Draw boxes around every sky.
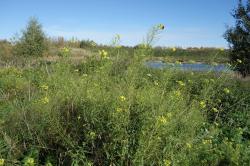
[0,0,239,48]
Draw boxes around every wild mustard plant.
[58,46,71,57]
[0,159,4,166]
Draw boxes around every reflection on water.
[146,61,231,72]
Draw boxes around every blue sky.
[0,0,238,47]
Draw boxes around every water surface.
[146,60,231,72]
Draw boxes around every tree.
[224,0,250,77]
[14,17,48,57]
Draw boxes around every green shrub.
[0,40,13,61]
[13,17,48,57]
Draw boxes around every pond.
[146,60,232,72]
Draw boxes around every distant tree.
[0,40,13,60]
[14,17,48,57]
[224,0,250,77]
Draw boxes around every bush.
[0,40,13,61]
[14,17,48,57]
[79,40,96,49]
[224,0,250,77]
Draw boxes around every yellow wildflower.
[175,61,182,65]
[25,157,35,166]
[212,108,219,113]
[89,132,96,139]
[0,159,4,166]
[202,139,212,145]
[158,116,167,124]
[119,95,126,102]
[220,48,224,51]
[223,88,230,94]
[40,85,48,91]
[200,101,206,109]
[174,90,181,97]
[177,80,185,86]
[186,143,192,149]
[99,50,108,59]
[74,69,79,72]
[62,47,69,53]
[172,47,176,52]
[163,159,171,166]
[116,108,123,112]
[41,96,49,104]
[147,73,152,77]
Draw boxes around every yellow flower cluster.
[186,143,192,149]
[41,96,49,104]
[175,61,182,65]
[174,90,181,97]
[62,47,70,53]
[99,50,108,59]
[163,159,171,166]
[200,101,206,109]
[172,47,176,52]
[177,80,185,87]
[89,131,96,139]
[40,85,48,91]
[158,116,167,124]
[202,139,212,145]
[0,159,4,166]
[223,88,230,94]
[119,95,126,102]
[25,157,35,166]
[116,108,122,112]
[212,107,219,113]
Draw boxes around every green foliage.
[0,24,249,165]
[14,17,48,57]
[0,53,249,165]
[224,0,250,77]
[0,40,13,61]
[79,40,97,49]
[58,47,71,57]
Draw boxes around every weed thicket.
[0,24,249,165]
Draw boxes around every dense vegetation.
[0,43,249,165]
[0,14,250,165]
